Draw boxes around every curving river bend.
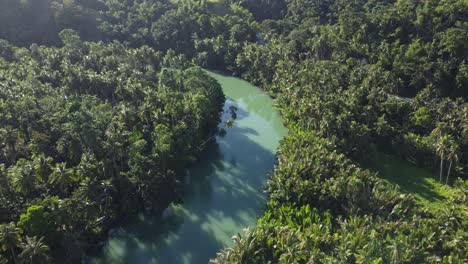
[92,71,287,263]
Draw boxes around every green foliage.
[370,153,456,210]
[0,0,467,262]
[211,0,468,262]
[0,0,102,46]
[0,32,224,261]
[0,222,22,263]
[17,206,56,245]
[18,236,50,264]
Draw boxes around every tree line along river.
[90,71,288,263]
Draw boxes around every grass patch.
[370,153,457,211]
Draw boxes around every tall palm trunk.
[439,159,443,182]
[10,247,17,264]
[446,160,452,185]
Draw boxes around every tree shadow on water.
[224,99,250,122]
[92,110,279,264]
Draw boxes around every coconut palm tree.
[446,142,459,185]
[0,126,17,153]
[10,160,36,198]
[460,108,468,139]
[435,135,450,183]
[31,155,52,183]
[49,162,76,196]
[18,236,50,264]
[0,222,22,264]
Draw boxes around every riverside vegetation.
[0,0,466,263]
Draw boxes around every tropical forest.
[0,0,466,263]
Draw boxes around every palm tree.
[105,123,126,172]
[461,108,468,139]
[435,135,450,183]
[390,241,399,264]
[430,123,450,166]
[32,155,52,183]
[446,142,459,185]
[49,163,76,196]
[0,222,22,264]
[0,126,17,152]
[10,160,36,198]
[18,236,50,264]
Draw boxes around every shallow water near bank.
[90,71,287,263]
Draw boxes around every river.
[91,70,287,263]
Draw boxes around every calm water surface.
[92,71,287,264]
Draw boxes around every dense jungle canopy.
[0,0,466,263]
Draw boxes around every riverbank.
[91,71,287,263]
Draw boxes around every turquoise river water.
[91,71,287,263]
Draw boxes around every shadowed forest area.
[0,0,467,263]
[369,153,456,210]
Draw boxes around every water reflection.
[92,71,287,264]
